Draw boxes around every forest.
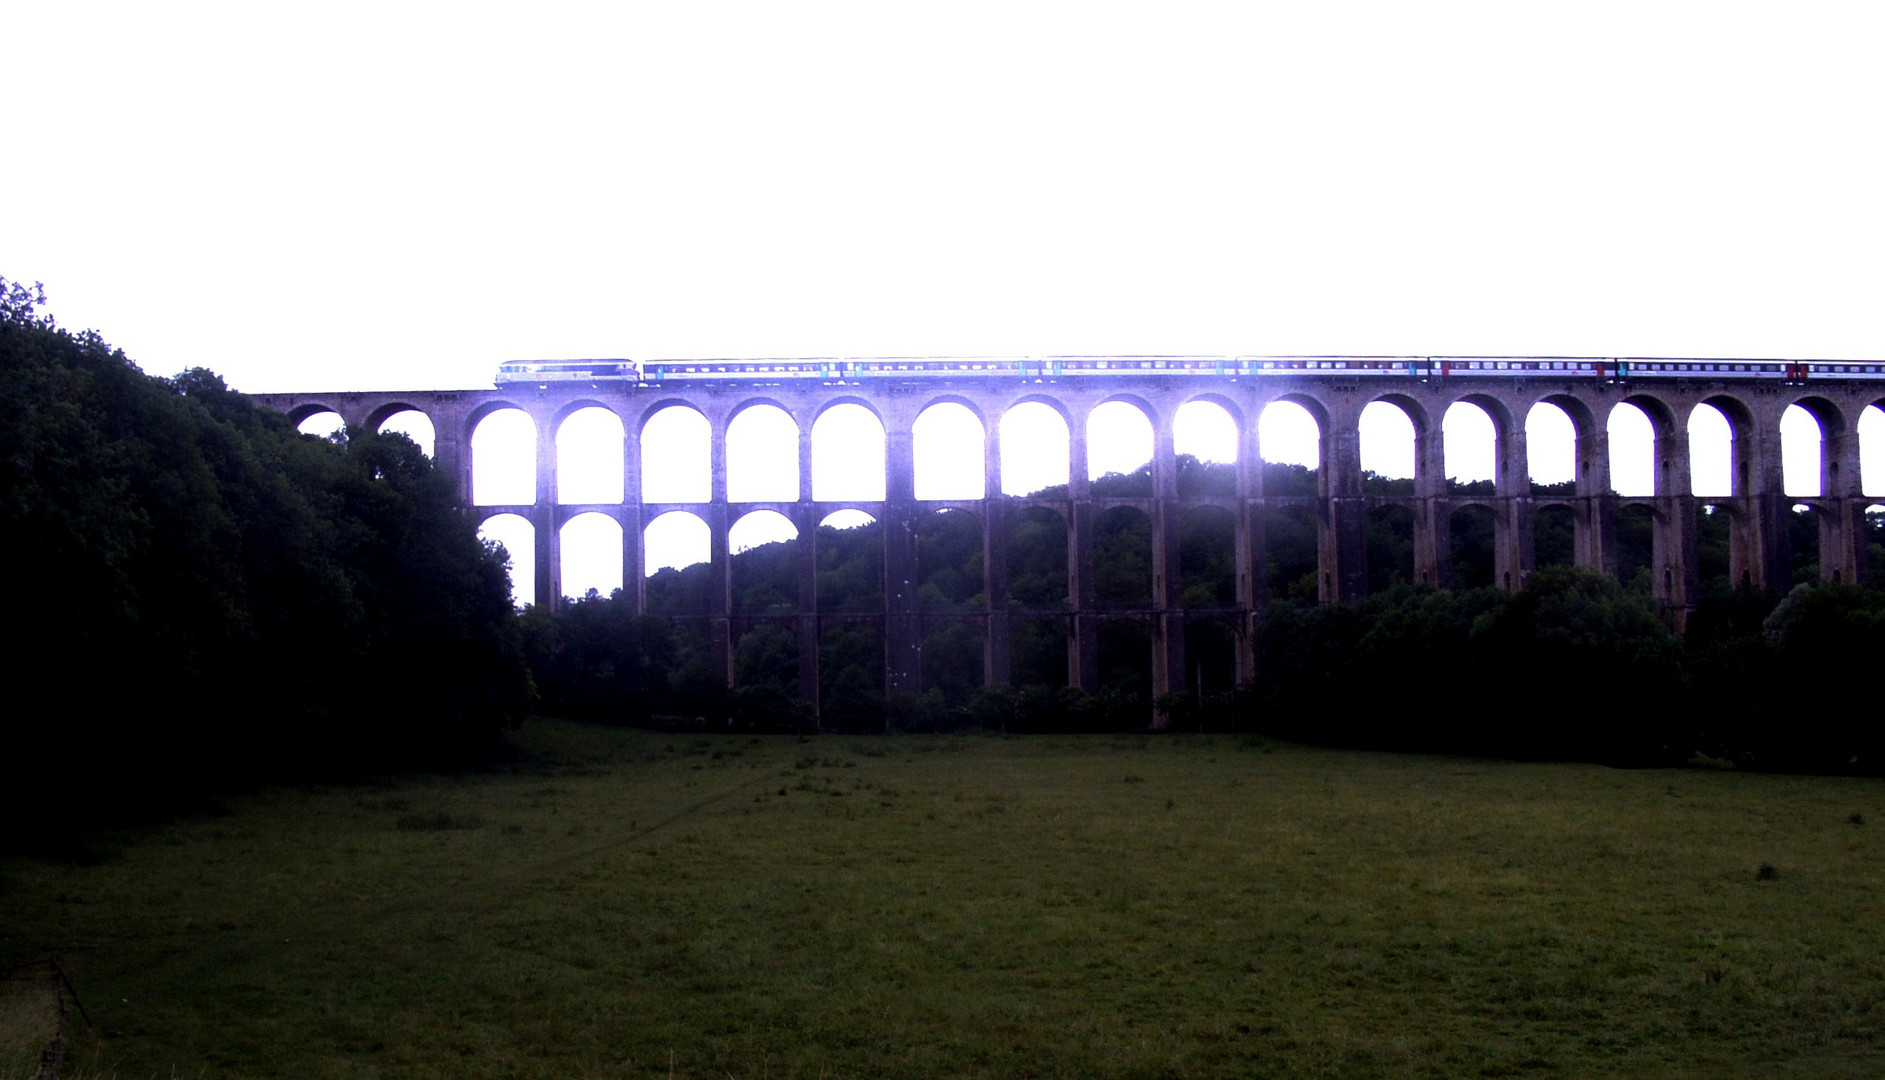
[0,279,529,844]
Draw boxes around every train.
[494,355,1885,386]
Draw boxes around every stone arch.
[1442,396,1504,492]
[644,510,712,614]
[295,408,346,441]
[470,406,535,505]
[477,512,535,608]
[1616,502,1660,593]
[727,402,800,502]
[1366,503,1418,590]
[1177,504,1237,606]
[1536,392,1603,494]
[916,507,984,610]
[1533,503,1577,572]
[560,511,625,600]
[1448,504,1497,589]
[1174,397,1241,496]
[373,409,436,458]
[1087,398,1155,482]
[812,402,887,501]
[1359,397,1422,486]
[1005,505,1069,609]
[1258,395,1327,496]
[1788,500,1825,584]
[1523,400,1576,492]
[1182,615,1241,699]
[1093,505,1153,607]
[816,509,883,612]
[1696,392,1756,497]
[1861,403,1885,497]
[286,401,345,427]
[1263,502,1321,605]
[1784,394,1848,499]
[641,403,710,503]
[1612,394,1677,496]
[555,405,625,504]
[999,399,1072,496]
[730,510,800,615]
[913,401,986,500]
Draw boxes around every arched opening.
[1617,504,1658,594]
[1448,505,1496,589]
[296,409,346,442]
[1174,399,1238,496]
[1182,618,1239,701]
[1005,506,1069,609]
[556,406,624,504]
[1365,504,1417,591]
[917,508,983,610]
[732,625,801,711]
[1263,504,1320,605]
[913,402,985,500]
[1443,401,1496,494]
[375,409,435,458]
[817,509,882,612]
[642,405,710,503]
[1359,400,1416,490]
[1096,620,1153,723]
[1000,401,1071,497]
[918,621,984,701]
[1789,504,1822,585]
[477,513,534,608]
[1010,618,1069,690]
[1780,403,1825,497]
[1525,401,1575,494]
[644,510,711,615]
[1862,406,1885,497]
[727,404,799,502]
[1534,504,1577,572]
[1178,506,1237,606]
[559,512,624,600]
[1866,505,1885,589]
[1258,399,1321,492]
[731,510,799,615]
[820,620,884,732]
[1093,506,1153,607]
[471,408,535,505]
[1695,503,1732,591]
[1607,403,1656,496]
[1088,400,1154,483]
[1688,403,1733,497]
[812,403,886,501]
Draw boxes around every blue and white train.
[495,355,1885,386]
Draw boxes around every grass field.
[4,720,1885,1079]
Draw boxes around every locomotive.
[494,355,1885,386]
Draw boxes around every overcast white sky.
[7,2,1883,598]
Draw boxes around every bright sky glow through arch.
[811,404,885,502]
[1087,401,1152,480]
[1257,402,1318,468]
[1608,404,1654,497]
[472,410,534,505]
[557,407,624,504]
[1442,403,1495,484]
[1525,403,1575,486]
[1690,405,1732,497]
[560,512,623,598]
[1358,402,1414,478]
[478,514,534,608]
[1780,404,1822,497]
[1000,402,1070,496]
[1173,401,1237,464]
[377,409,435,458]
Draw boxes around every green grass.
[5,720,1885,1078]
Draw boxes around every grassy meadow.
[4,720,1885,1079]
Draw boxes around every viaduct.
[254,367,1883,719]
